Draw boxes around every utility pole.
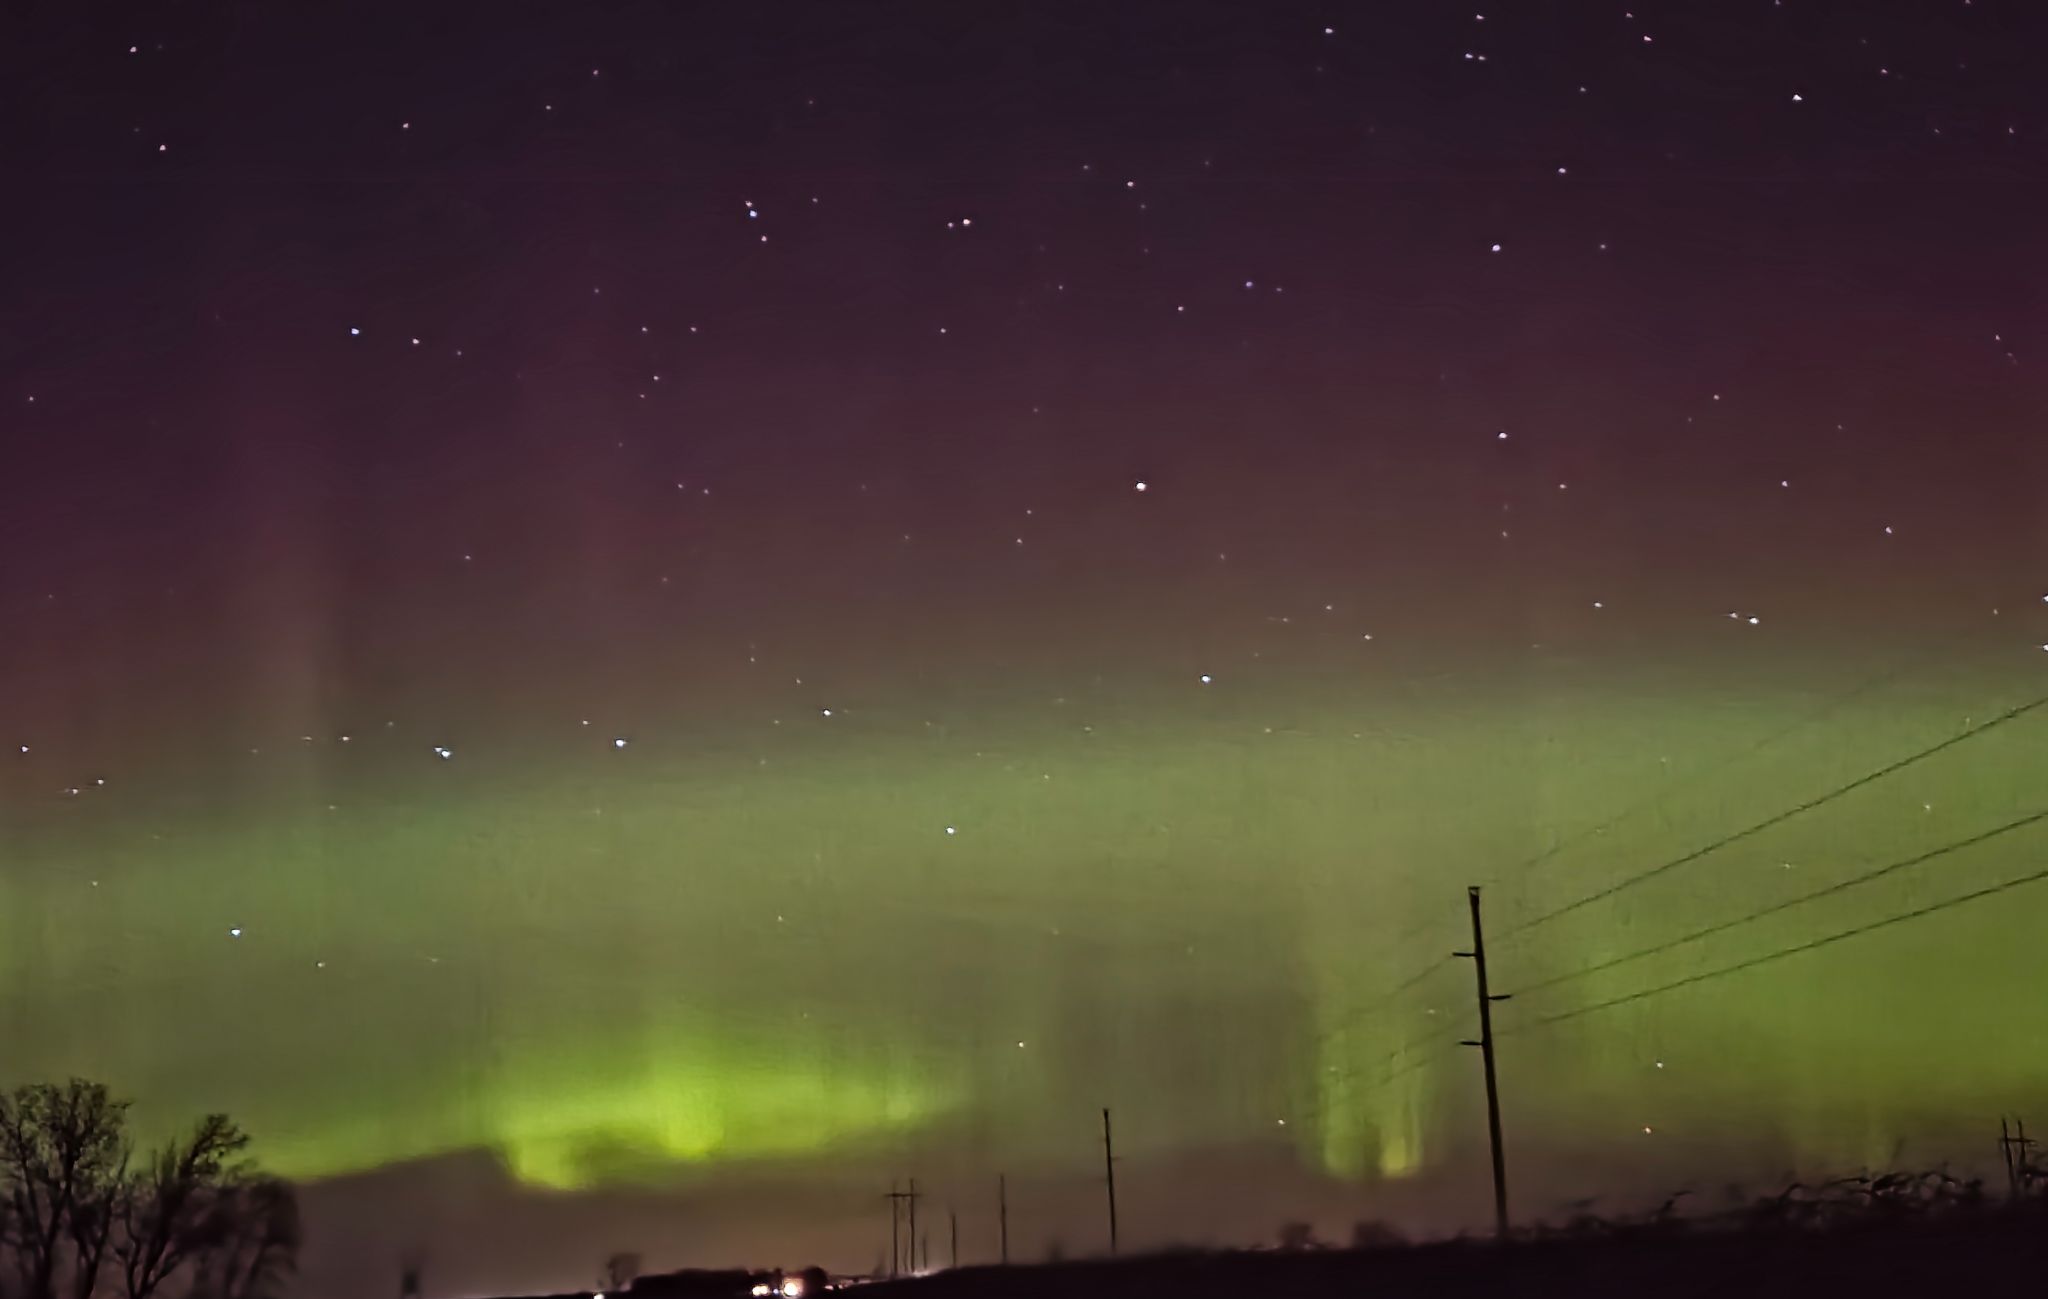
[998,1173,1010,1265]
[1101,1107,1120,1255]
[949,1209,959,1270]
[884,1182,910,1277]
[2001,1118,2016,1198]
[1455,884,1511,1240]
[2001,1117,2035,1199]
[907,1178,923,1273]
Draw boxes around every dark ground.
[848,1214,2048,1298]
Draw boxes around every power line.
[1511,647,1977,882]
[1368,645,2009,969]
[1503,862,2048,1034]
[1496,690,2048,944]
[1296,1027,1464,1116]
[1305,953,1463,1048]
[1510,808,2048,999]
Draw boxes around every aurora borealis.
[7,1,2048,1294]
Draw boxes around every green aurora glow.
[8,648,2047,1201]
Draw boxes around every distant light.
[1747,615,1760,625]
[1643,1125,1654,1134]
[1791,93,1803,103]
[1134,480,1148,492]
[1199,674,1212,684]
[432,746,453,760]
[782,1281,803,1298]
[820,708,833,717]
[944,826,956,836]
[1490,242,1502,253]
[1496,430,1508,440]
[228,928,242,938]
[348,327,360,336]
[751,1287,771,1298]
[612,737,628,749]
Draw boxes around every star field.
[5,1,2048,1294]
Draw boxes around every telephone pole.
[1455,885,1511,1239]
[998,1173,1009,1265]
[2001,1117,2035,1199]
[949,1208,959,1270]
[907,1178,923,1273]
[1101,1107,1120,1255]
[884,1182,910,1277]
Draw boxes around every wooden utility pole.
[1455,885,1512,1239]
[2001,1118,2016,1198]
[884,1182,910,1277]
[1101,1107,1120,1255]
[2001,1117,2035,1199]
[907,1178,923,1273]
[949,1209,959,1269]
[998,1173,1009,1264]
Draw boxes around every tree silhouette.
[0,1080,130,1299]
[187,1177,299,1299]
[115,1113,252,1299]
[601,1252,641,1292]
[0,1082,295,1299]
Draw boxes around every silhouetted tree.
[185,1177,298,1299]
[114,1113,251,1299]
[1276,1220,1320,1251]
[0,1088,294,1299]
[1348,1219,1404,1250]
[398,1249,426,1299]
[601,1252,641,1292]
[0,1080,131,1299]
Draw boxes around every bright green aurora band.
[7,645,2047,1223]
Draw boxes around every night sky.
[6,1,2048,1294]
